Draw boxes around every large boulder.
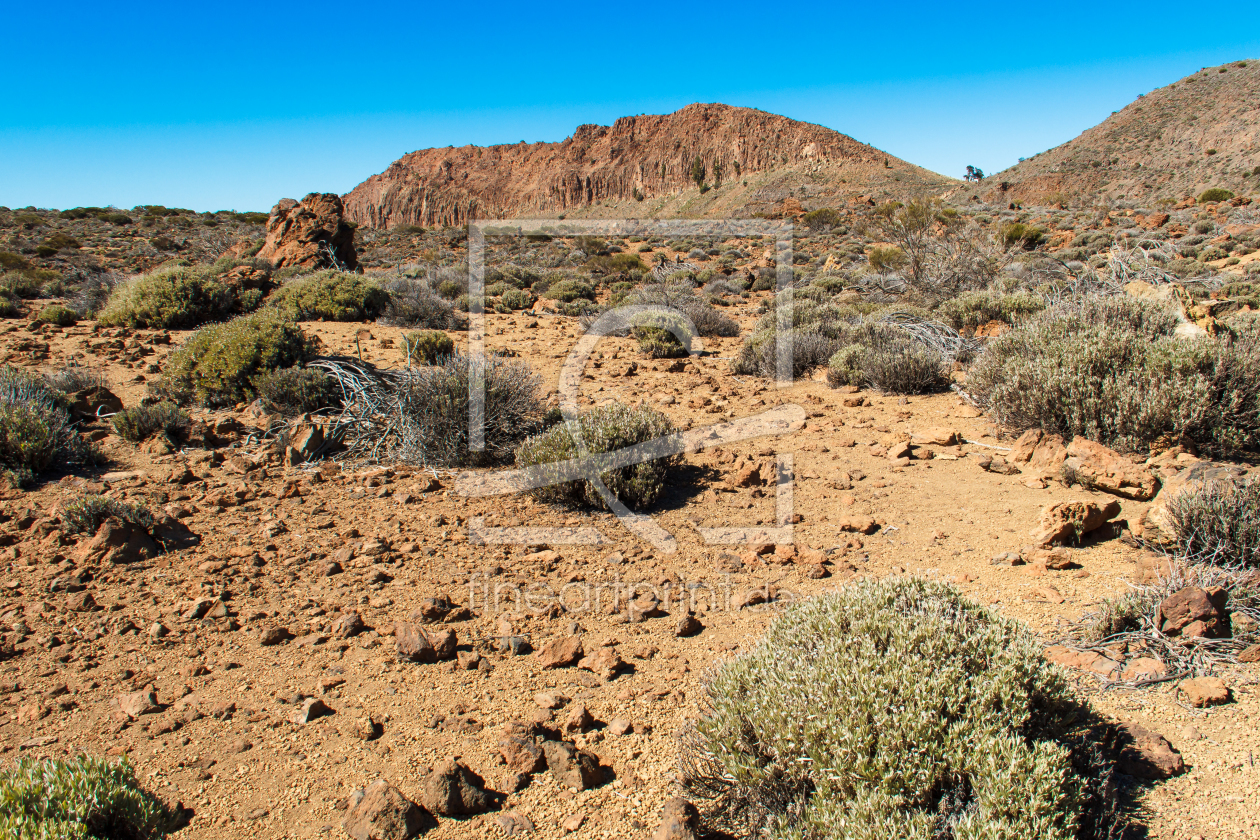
[256,193,358,271]
[419,758,496,816]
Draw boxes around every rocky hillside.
[343,103,953,228]
[978,60,1260,206]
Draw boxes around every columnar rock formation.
[343,104,951,227]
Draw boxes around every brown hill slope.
[980,60,1260,206]
[343,103,952,228]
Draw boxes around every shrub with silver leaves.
[682,578,1117,840]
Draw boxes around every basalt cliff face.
[344,103,952,228]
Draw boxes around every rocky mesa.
[343,103,952,228]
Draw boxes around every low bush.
[153,310,314,407]
[501,288,532,310]
[0,754,174,839]
[827,329,949,394]
[392,352,543,466]
[253,366,342,415]
[1164,478,1260,567]
[624,283,739,337]
[867,245,907,272]
[61,494,155,535]
[0,272,43,299]
[379,276,461,329]
[36,304,78,326]
[682,577,1114,840]
[45,365,106,394]
[935,289,1046,329]
[1199,188,1235,204]
[966,296,1260,453]
[543,279,595,302]
[0,291,18,318]
[0,366,92,486]
[111,401,190,444]
[266,270,390,321]
[515,402,678,510]
[1001,221,1046,249]
[97,264,259,329]
[403,330,455,365]
[802,207,842,230]
[587,253,648,275]
[68,271,125,318]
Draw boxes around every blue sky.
[2,1,1257,212]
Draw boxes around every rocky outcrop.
[256,193,358,270]
[343,103,949,228]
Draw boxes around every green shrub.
[0,252,30,271]
[750,273,775,292]
[515,402,679,510]
[936,290,1047,329]
[98,265,253,329]
[36,304,78,326]
[252,366,341,415]
[587,253,648,275]
[61,494,155,535]
[0,272,42,299]
[391,352,543,466]
[1199,188,1235,204]
[682,578,1113,840]
[0,291,19,318]
[624,284,739,337]
[403,330,455,364]
[802,207,842,230]
[266,271,390,321]
[111,401,190,443]
[1164,477,1260,567]
[868,245,908,272]
[0,754,174,839]
[543,279,595,302]
[154,310,314,407]
[0,366,91,486]
[501,288,533,310]
[1001,222,1046,249]
[967,297,1260,453]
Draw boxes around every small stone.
[652,798,701,840]
[561,812,586,833]
[331,611,366,640]
[542,740,603,791]
[607,718,633,736]
[291,697,333,724]
[259,626,293,646]
[534,691,568,710]
[563,703,594,734]
[674,612,703,638]
[117,690,159,719]
[535,636,583,669]
[1178,677,1232,708]
[1115,722,1185,779]
[577,647,623,679]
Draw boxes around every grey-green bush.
[266,270,389,321]
[60,494,155,536]
[392,352,543,466]
[0,366,91,487]
[1164,477,1260,567]
[97,261,270,329]
[966,296,1260,453]
[683,577,1113,840]
[111,401,190,443]
[152,310,314,407]
[515,402,679,510]
[403,330,455,365]
[0,754,174,839]
[936,290,1046,330]
[253,366,342,415]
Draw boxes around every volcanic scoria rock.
[256,192,358,271]
[1157,586,1230,638]
[342,779,429,840]
[420,757,496,816]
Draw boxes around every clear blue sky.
[2,1,1257,213]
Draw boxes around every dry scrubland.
[1,177,1260,840]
